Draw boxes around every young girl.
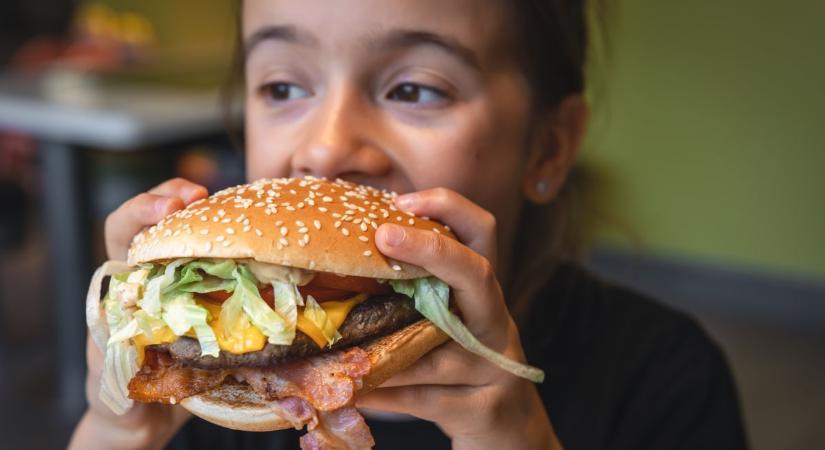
[70,0,748,448]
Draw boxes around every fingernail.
[396,194,416,210]
[382,224,406,247]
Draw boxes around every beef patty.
[148,293,421,369]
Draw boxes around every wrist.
[69,409,174,450]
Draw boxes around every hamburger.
[86,177,543,449]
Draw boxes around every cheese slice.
[297,293,368,347]
[132,293,369,362]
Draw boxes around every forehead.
[243,0,516,65]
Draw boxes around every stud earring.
[536,179,550,194]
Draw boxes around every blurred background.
[0,0,821,449]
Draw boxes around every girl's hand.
[69,178,207,450]
[104,178,208,260]
[358,188,563,450]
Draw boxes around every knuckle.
[481,210,497,234]
[430,187,451,205]
[477,257,497,287]
[427,232,449,258]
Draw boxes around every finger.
[357,385,476,424]
[376,223,511,343]
[105,192,184,260]
[148,177,208,205]
[395,188,497,264]
[378,342,493,387]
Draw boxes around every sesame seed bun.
[180,320,448,431]
[127,177,454,279]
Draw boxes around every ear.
[522,95,589,204]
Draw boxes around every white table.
[0,70,230,418]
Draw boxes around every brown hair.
[222,0,611,321]
[503,0,611,320]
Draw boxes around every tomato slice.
[203,290,232,302]
[201,273,389,305]
[308,272,392,295]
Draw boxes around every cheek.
[399,90,530,209]
[244,103,293,180]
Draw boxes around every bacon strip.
[240,348,370,411]
[300,407,375,450]
[129,347,375,448]
[128,348,229,403]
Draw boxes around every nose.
[291,83,391,180]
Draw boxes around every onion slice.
[86,260,131,351]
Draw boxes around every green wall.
[586,0,825,279]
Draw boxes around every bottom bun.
[180,320,448,432]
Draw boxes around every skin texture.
[69,0,587,448]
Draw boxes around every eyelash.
[385,82,449,106]
[256,80,451,108]
[258,82,310,103]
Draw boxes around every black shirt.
[168,263,748,450]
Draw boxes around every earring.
[536,179,550,194]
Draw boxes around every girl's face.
[244,0,538,257]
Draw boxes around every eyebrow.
[244,26,481,71]
[244,25,317,56]
[372,29,481,71]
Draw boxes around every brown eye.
[260,82,310,102]
[386,82,447,105]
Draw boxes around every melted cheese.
[132,293,368,362]
[196,298,267,354]
[297,294,368,347]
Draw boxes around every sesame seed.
[297,202,305,209]
[286,206,296,211]
[363,250,372,257]
[332,213,342,218]
[318,207,328,212]
[408,218,415,225]
[334,221,341,228]
[396,216,402,222]
[275,220,284,226]
[433,228,441,234]
[279,237,289,247]
[280,226,288,236]
[371,221,378,229]
[226,227,235,235]
[205,242,213,252]
[254,202,265,207]
[295,220,305,227]
[392,264,402,271]
[360,222,368,232]
[222,240,232,247]
[313,220,321,230]
[200,216,208,222]
[322,196,333,202]
[303,234,310,244]
[358,235,369,242]
[255,228,263,237]
[309,260,316,269]
[216,235,225,242]
[444,225,451,231]
[221,218,231,223]
[298,240,306,247]
[200,229,209,235]
[341,227,350,236]
[298,227,308,233]
[243,225,251,232]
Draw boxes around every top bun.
[127,177,454,279]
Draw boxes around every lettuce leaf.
[270,280,303,343]
[162,292,219,357]
[303,295,342,347]
[390,277,545,383]
[139,259,189,317]
[220,265,293,345]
